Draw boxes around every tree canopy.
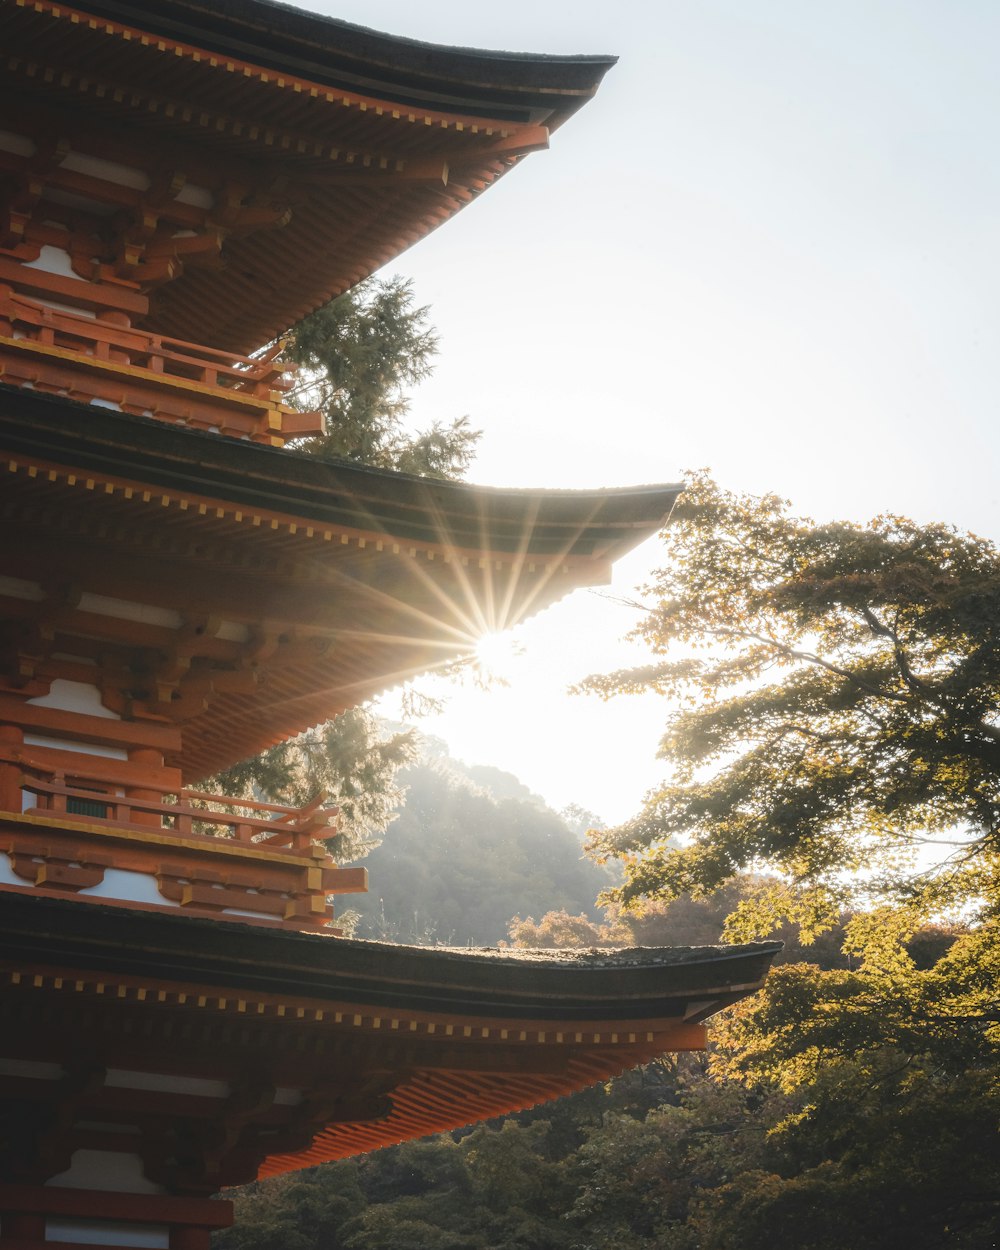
[566,474,1000,1243]
[582,471,1000,931]
[285,275,480,479]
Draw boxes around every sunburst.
[473,628,523,683]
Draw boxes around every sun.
[473,629,522,683]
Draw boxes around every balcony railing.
[20,770,337,854]
[0,285,323,445]
[0,756,365,932]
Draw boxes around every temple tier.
[0,3,778,1248]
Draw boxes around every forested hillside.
[347,741,612,946]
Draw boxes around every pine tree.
[211,279,480,852]
[286,275,479,479]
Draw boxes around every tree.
[210,279,480,849]
[574,473,1000,1245]
[688,937,1000,1249]
[214,1168,366,1250]
[582,471,1000,927]
[285,275,479,479]
[212,707,417,862]
[508,888,853,967]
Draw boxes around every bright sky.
[302,0,1000,824]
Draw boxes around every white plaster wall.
[0,574,45,601]
[2,849,278,921]
[105,1070,229,1099]
[23,244,77,278]
[0,129,34,157]
[46,1150,164,1196]
[22,735,127,760]
[0,579,244,639]
[0,856,176,911]
[46,1218,169,1248]
[76,872,278,920]
[45,1154,169,1245]
[28,680,121,720]
[76,869,177,909]
[77,595,182,631]
[1,851,278,920]
[20,732,127,811]
[0,851,29,887]
[0,1057,62,1080]
[61,153,149,192]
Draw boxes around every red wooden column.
[127,745,167,828]
[0,725,23,814]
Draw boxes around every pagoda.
[0,3,780,1247]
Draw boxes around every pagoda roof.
[0,388,679,778]
[76,0,617,123]
[0,387,677,563]
[0,891,780,1180]
[1,890,779,1019]
[2,0,615,352]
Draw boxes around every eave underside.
[1,0,615,351]
[0,895,780,1183]
[0,395,678,778]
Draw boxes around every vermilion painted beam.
[0,697,181,751]
[0,1184,232,1225]
[0,257,148,315]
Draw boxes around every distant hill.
[348,738,612,946]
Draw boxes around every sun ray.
[292,477,642,717]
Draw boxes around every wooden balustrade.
[0,285,323,444]
[0,757,365,931]
[17,765,338,853]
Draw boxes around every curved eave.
[2,1,615,349]
[0,389,680,563]
[0,894,780,1175]
[0,391,679,779]
[0,894,780,1023]
[74,0,617,126]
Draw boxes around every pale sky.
[300,0,1000,823]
